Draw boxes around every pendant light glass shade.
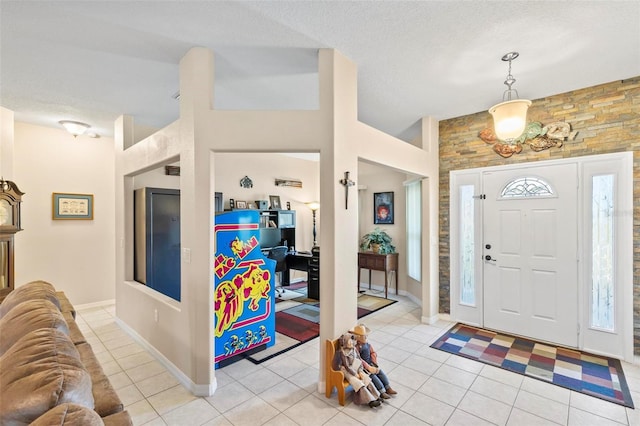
[489,99,531,142]
[488,52,530,142]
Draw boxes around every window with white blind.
[405,180,421,281]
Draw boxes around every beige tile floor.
[75,291,640,425]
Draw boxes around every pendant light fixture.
[488,52,531,142]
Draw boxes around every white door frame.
[450,152,633,362]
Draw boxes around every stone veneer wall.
[439,77,640,353]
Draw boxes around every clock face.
[0,200,12,226]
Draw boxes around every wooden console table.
[357,252,398,299]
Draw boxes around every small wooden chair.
[325,339,350,406]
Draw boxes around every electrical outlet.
[154,309,158,323]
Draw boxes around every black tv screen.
[258,228,281,250]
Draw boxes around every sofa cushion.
[31,403,105,426]
[0,280,61,318]
[63,310,87,345]
[102,410,133,426]
[56,291,77,319]
[76,342,124,417]
[0,299,70,355]
[0,328,94,425]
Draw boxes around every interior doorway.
[483,163,578,347]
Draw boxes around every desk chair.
[267,246,288,296]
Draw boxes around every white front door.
[483,164,578,347]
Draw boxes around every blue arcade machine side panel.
[213,210,276,368]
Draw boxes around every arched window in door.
[500,177,554,198]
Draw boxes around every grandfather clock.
[0,179,24,299]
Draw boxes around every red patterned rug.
[244,293,396,364]
[274,310,320,342]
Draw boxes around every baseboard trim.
[115,317,217,397]
[75,299,116,310]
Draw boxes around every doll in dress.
[350,324,397,399]
[333,333,381,407]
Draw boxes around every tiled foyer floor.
[75,292,640,426]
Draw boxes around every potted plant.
[359,227,396,254]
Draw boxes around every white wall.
[13,122,116,305]
[114,48,435,393]
[214,152,320,252]
[358,162,407,293]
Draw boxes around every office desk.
[285,252,320,300]
[357,252,398,299]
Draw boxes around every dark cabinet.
[308,247,320,300]
[134,188,181,301]
[357,252,398,299]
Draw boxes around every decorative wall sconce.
[479,121,578,158]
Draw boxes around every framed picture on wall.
[235,200,247,209]
[269,195,281,210]
[373,192,394,224]
[52,193,94,220]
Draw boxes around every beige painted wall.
[114,47,434,394]
[12,122,116,305]
[357,162,407,294]
[214,153,320,252]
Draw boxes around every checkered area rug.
[431,323,634,408]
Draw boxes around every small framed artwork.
[373,192,394,224]
[235,200,247,209]
[269,195,281,210]
[248,202,256,209]
[52,193,94,220]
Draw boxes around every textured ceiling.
[1,1,639,141]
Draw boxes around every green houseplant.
[359,227,396,254]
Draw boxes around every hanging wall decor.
[479,121,578,158]
[275,178,302,188]
[338,171,355,210]
[373,192,394,224]
[52,193,93,220]
[165,165,180,176]
[240,176,253,188]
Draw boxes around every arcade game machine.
[213,210,276,368]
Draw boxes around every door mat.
[430,323,634,408]
[243,294,396,364]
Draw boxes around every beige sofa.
[0,281,132,425]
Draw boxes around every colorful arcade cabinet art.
[213,210,276,368]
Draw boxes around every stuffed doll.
[350,324,397,398]
[333,333,381,407]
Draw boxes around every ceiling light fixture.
[59,120,90,137]
[488,52,531,142]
